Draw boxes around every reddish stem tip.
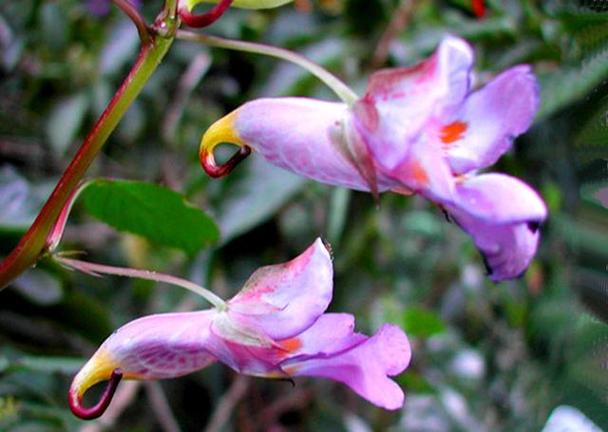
[179,0,234,28]
[201,145,252,178]
[69,369,123,420]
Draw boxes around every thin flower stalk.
[55,255,226,310]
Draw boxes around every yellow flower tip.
[69,350,124,420]
[70,349,118,400]
[199,109,252,178]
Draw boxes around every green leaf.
[403,306,447,338]
[81,179,219,254]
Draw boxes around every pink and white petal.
[389,135,456,204]
[203,328,283,376]
[455,174,547,224]
[287,313,366,356]
[227,238,334,340]
[208,314,363,377]
[355,36,474,170]
[235,97,395,192]
[450,207,541,281]
[97,311,217,380]
[283,324,411,410]
[446,65,539,174]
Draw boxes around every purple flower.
[199,36,547,281]
[69,239,411,418]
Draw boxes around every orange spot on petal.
[279,337,302,353]
[411,160,429,186]
[440,121,468,145]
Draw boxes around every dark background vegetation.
[1,0,608,430]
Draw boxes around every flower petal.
[455,173,547,224]
[446,174,546,281]
[70,311,216,400]
[227,238,333,340]
[288,313,365,356]
[452,209,541,281]
[202,329,283,376]
[283,322,411,410]
[355,36,474,170]
[232,97,396,191]
[390,134,456,204]
[445,65,539,174]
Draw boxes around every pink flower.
[198,36,547,281]
[69,239,411,419]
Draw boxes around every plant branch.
[113,0,151,44]
[164,0,179,19]
[0,19,176,291]
[176,30,358,105]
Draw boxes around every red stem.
[179,0,234,28]
[0,20,176,290]
[0,45,149,289]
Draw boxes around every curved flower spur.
[198,36,547,282]
[69,239,411,419]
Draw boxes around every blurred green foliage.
[1,0,608,430]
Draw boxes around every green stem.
[164,0,179,19]
[55,256,226,310]
[176,30,358,105]
[0,26,175,290]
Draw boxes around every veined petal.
[70,311,216,402]
[445,65,539,174]
[355,36,474,170]
[283,322,411,410]
[227,238,333,340]
[455,174,547,224]
[231,97,396,191]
